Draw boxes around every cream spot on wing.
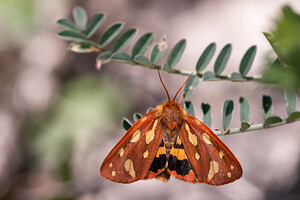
[130,130,141,143]
[177,136,182,145]
[119,148,124,157]
[185,123,197,146]
[195,152,200,160]
[195,119,202,125]
[143,150,149,158]
[112,170,116,177]
[109,163,113,168]
[124,159,136,179]
[227,172,232,178]
[202,133,213,145]
[219,150,225,159]
[124,159,130,171]
[146,120,158,144]
[146,130,155,144]
[231,165,234,170]
[207,160,219,181]
[141,116,147,122]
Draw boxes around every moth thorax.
[161,101,183,130]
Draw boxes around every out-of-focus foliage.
[0,0,36,45]
[263,6,300,90]
[28,76,129,181]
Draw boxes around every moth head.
[157,69,192,129]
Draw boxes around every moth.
[100,70,242,185]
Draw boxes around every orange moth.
[100,70,242,185]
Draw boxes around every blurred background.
[0,0,300,199]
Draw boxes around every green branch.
[58,6,300,136]
[111,58,263,81]
[57,7,261,83]
[215,117,300,136]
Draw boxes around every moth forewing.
[180,114,243,185]
[100,110,164,183]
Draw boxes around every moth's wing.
[179,114,243,185]
[100,110,163,183]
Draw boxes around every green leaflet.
[73,6,87,30]
[284,89,297,115]
[57,19,79,31]
[167,39,186,68]
[111,52,133,63]
[99,23,124,47]
[85,13,105,38]
[183,75,199,98]
[196,42,216,72]
[134,55,152,67]
[239,46,256,76]
[58,30,85,41]
[239,97,249,122]
[214,44,232,75]
[222,100,234,130]
[133,113,142,122]
[262,95,272,119]
[184,101,195,117]
[201,103,211,128]
[122,118,132,131]
[132,33,154,58]
[113,29,137,52]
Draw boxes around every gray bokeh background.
[0,0,300,199]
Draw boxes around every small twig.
[129,60,263,82]
[76,45,262,82]
[215,117,300,136]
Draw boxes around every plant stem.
[130,60,262,82]
[215,117,299,136]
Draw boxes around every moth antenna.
[178,91,185,104]
[157,68,171,101]
[173,73,193,101]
